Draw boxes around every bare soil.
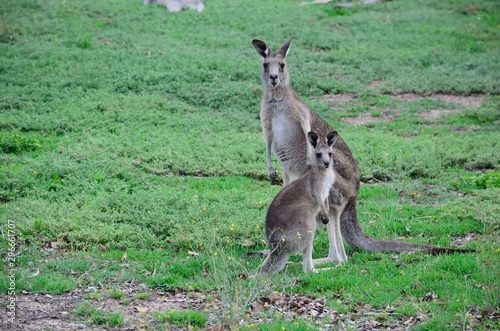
[1,288,435,331]
[322,93,484,125]
[390,93,483,107]
[418,108,460,120]
[322,93,358,103]
[340,115,395,126]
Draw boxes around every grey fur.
[261,131,338,274]
[253,38,474,262]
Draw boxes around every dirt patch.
[418,108,459,120]
[451,233,479,246]
[321,93,484,126]
[2,289,214,331]
[390,93,483,107]
[339,114,395,126]
[2,288,435,331]
[2,293,89,331]
[323,93,357,103]
[323,93,484,108]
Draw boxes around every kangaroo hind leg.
[313,208,347,265]
[328,208,347,262]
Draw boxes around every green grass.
[71,301,125,327]
[154,309,208,329]
[108,288,126,299]
[1,0,499,329]
[134,291,150,300]
[121,298,131,306]
[240,319,321,331]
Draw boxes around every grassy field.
[1,0,499,329]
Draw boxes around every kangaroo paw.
[269,171,280,185]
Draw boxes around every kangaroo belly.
[272,113,307,177]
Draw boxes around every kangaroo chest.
[318,169,335,200]
[272,111,300,146]
[269,102,307,173]
[272,107,306,153]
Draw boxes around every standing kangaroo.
[261,131,338,274]
[253,37,474,263]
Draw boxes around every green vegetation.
[1,0,499,329]
[71,301,125,327]
[240,320,321,331]
[120,298,131,306]
[134,291,151,300]
[108,288,126,299]
[0,131,41,154]
[154,309,208,329]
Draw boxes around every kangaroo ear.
[277,37,293,58]
[326,131,339,147]
[307,131,319,148]
[252,39,271,60]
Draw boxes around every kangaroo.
[144,0,204,12]
[252,38,313,187]
[253,37,474,263]
[261,131,338,274]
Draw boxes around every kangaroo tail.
[340,200,475,254]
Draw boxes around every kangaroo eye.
[280,63,285,69]
[263,63,269,70]
[316,153,322,158]
[328,153,332,158]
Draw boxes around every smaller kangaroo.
[261,131,338,274]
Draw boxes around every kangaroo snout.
[269,74,279,86]
[323,161,330,168]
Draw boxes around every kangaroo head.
[307,131,338,168]
[252,38,293,89]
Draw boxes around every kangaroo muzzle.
[269,74,279,87]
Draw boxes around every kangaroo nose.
[269,74,278,81]
[323,161,330,168]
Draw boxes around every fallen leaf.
[35,233,49,241]
[404,317,415,326]
[28,269,40,278]
[188,250,199,256]
[57,232,68,243]
[239,239,254,247]
[136,307,149,313]
[121,253,127,262]
[422,291,437,302]
[411,280,424,289]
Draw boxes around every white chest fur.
[272,108,301,146]
[321,169,336,200]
